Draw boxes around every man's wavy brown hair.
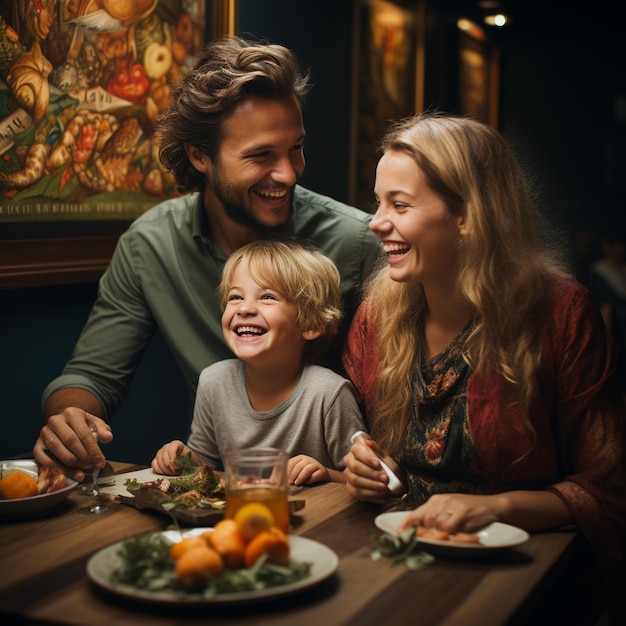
[157,36,311,193]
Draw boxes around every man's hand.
[33,407,112,482]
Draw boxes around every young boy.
[152,240,366,485]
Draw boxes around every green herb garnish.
[110,533,176,591]
[122,458,226,513]
[202,555,312,597]
[175,452,201,475]
[370,529,435,570]
[109,532,312,596]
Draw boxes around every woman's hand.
[396,490,572,534]
[343,438,397,503]
[397,493,501,535]
[33,408,112,482]
[151,440,188,475]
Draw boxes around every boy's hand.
[151,440,187,475]
[288,454,330,485]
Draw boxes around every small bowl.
[0,459,78,520]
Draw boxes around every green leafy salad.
[110,532,312,598]
[122,454,227,513]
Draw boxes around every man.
[33,37,381,481]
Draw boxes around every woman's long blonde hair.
[366,113,570,454]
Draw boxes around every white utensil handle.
[351,431,405,496]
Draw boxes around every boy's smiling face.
[221,261,310,368]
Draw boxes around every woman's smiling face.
[369,149,464,288]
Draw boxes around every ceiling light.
[484,13,509,26]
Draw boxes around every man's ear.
[184,143,212,174]
[302,328,323,341]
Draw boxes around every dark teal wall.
[238,0,356,205]
[1,284,98,458]
[0,284,190,463]
[2,0,624,463]
[497,8,625,239]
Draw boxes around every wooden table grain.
[0,462,578,626]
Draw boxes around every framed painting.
[349,0,424,211]
[0,0,238,289]
[456,19,500,128]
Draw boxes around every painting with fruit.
[0,0,206,222]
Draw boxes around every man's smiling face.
[211,95,306,234]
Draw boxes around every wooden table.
[0,462,579,626]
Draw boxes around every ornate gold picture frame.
[0,0,238,288]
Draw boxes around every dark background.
[2,0,624,462]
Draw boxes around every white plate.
[96,467,162,497]
[0,460,78,520]
[87,528,339,605]
[375,511,529,557]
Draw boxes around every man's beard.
[213,170,293,236]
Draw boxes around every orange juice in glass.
[224,447,290,533]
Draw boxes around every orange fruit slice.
[203,519,245,569]
[0,471,39,499]
[234,502,274,541]
[169,535,207,560]
[243,527,290,568]
[175,545,224,590]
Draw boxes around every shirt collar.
[192,193,227,261]
[191,187,300,257]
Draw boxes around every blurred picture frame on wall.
[456,18,500,128]
[0,0,237,289]
[349,0,425,211]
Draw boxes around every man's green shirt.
[42,186,381,418]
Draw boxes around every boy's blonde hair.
[219,240,342,363]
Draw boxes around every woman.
[343,113,626,583]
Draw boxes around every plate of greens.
[112,459,227,526]
[87,527,338,605]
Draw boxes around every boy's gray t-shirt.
[187,360,366,471]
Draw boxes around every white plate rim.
[87,528,339,605]
[374,511,529,552]
[0,460,78,518]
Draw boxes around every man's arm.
[43,387,104,419]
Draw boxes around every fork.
[89,424,101,496]
[91,465,100,498]
[88,424,105,505]
[86,424,110,514]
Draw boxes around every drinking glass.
[224,447,290,532]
